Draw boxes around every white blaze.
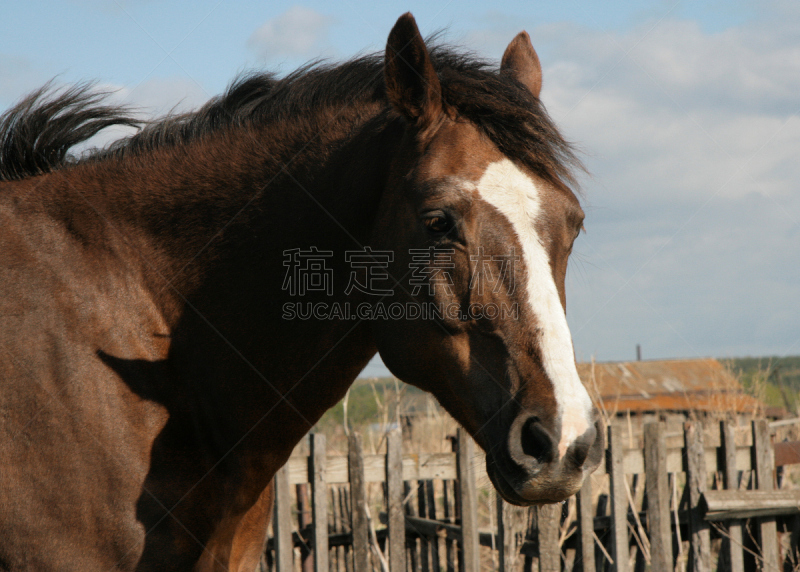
[475,158,592,459]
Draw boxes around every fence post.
[273,465,294,572]
[576,475,595,572]
[645,421,672,571]
[386,428,406,572]
[752,420,779,571]
[496,494,506,572]
[405,480,420,572]
[685,421,710,572]
[425,480,440,571]
[608,424,630,572]
[720,420,745,572]
[296,483,313,572]
[456,428,479,572]
[446,436,457,572]
[310,433,329,572]
[418,479,430,572]
[497,494,527,572]
[538,503,561,572]
[329,487,342,572]
[349,433,370,572]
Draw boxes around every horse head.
[371,13,603,505]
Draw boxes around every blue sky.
[2,1,798,377]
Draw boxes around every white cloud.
[107,77,210,117]
[540,19,800,204]
[247,6,334,61]
[520,13,800,360]
[0,53,47,106]
[73,77,210,154]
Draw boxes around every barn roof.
[576,358,763,415]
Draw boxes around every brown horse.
[0,13,602,572]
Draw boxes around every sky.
[2,1,798,378]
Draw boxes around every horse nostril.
[520,417,553,463]
[570,424,596,467]
[567,418,604,470]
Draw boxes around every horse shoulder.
[0,184,172,569]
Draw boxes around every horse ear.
[501,31,542,98]
[384,13,442,126]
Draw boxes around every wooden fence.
[263,420,800,572]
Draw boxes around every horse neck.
[55,104,398,323]
[5,104,400,456]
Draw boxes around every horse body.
[0,14,602,571]
[0,95,385,570]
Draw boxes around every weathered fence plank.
[608,424,630,572]
[341,486,354,572]
[456,428,479,572]
[418,479,430,572]
[496,492,529,572]
[444,438,457,572]
[645,422,672,572]
[286,452,460,484]
[592,444,755,476]
[405,481,419,572]
[330,487,341,572]
[425,480,440,572]
[386,429,406,572]
[703,490,800,520]
[296,483,313,572]
[495,494,507,572]
[752,420,779,571]
[538,503,561,572]
[348,433,370,572]
[310,433,330,572]
[284,440,782,486]
[720,419,745,572]
[576,476,595,572]
[685,421,711,572]
[273,465,294,572]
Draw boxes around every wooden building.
[576,358,765,418]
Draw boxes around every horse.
[0,13,603,571]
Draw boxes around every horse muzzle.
[486,411,604,505]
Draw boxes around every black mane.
[0,46,581,186]
[0,82,139,182]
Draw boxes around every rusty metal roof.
[576,358,763,414]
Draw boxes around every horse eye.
[424,215,453,235]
